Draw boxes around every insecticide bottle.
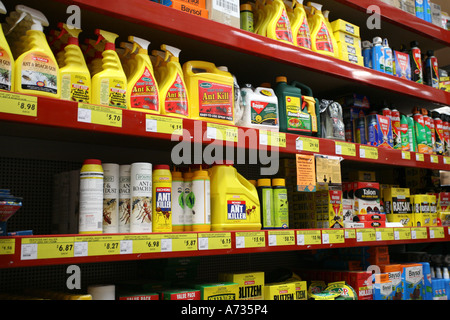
[56,23,91,103]
[413,108,428,153]
[272,178,288,228]
[407,115,418,152]
[84,38,105,76]
[13,5,59,98]
[0,2,14,92]
[432,111,444,155]
[383,38,393,75]
[118,164,131,233]
[78,159,104,234]
[391,108,401,149]
[152,165,172,233]
[424,0,432,23]
[410,41,423,84]
[210,161,261,231]
[158,44,189,118]
[266,0,294,45]
[130,162,152,233]
[257,179,274,229]
[422,109,433,154]
[424,50,439,89]
[255,0,272,36]
[183,60,234,125]
[290,0,312,50]
[400,114,410,151]
[171,169,184,232]
[119,41,136,81]
[183,170,194,231]
[362,40,373,69]
[240,3,254,32]
[443,114,450,155]
[308,2,336,58]
[126,36,160,114]
[191,166,211,231]
[91,29,127,108]
[415,0,425,20]
[237,84,279,130]
[102,163,120,234]
[217,65,244,125]
[372,37,384,72]
[292,80,320,136]
[322,10,339,59]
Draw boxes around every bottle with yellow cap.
[152,164,172,233]
[272,178,288,228]
[183,170,194,231]
[171,169,185,232]
[191,165,211,231]
[257,178,274,229]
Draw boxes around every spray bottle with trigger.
[54,23,91,103]
[0,1,14,92]
[91,29,127,108]
[126,36,160,114]
[13,5,60,98]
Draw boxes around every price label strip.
[356,228,376,242]
[430,155,439,164]
[77,103,122,128]
[376,228,394,241]
[411,227,428,240]
[345,229,356,239]
[130,234,162,254]
[260,130,286,148]
[394,227,411,240]
[0,91,37,117]
[415,153,424,162]
[359,145,378,160]
[161,233,197,252]
[402,151,411,160]
[198,232,232,250]
[145,114,183,135]
[322,229,345,244]
[21,237,74,260]
[235,231,266,249]
[296,136,320,153]
[73,235,123,257]
[206,123,238,143]
[0,239,15,255]
[335,141,356,157]
[429,227,445,239]
[297,230,321,246]
[268,230,295,246]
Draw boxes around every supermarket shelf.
[1,227,448,268]
[1,91,450,170]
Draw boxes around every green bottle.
[407,115,417,152]
[257,179,274,229]
[272,178,288,229]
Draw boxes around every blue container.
[415,0,425,20]
[372,37,385,72]
[424,0,432,23]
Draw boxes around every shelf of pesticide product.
[1,226,449,268]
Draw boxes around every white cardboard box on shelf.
[206,0,240,28]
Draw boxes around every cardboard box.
[333,31,361,48]
[346,271,373,300]
[393,50,412,80]
[380,264,403,300]
[401,264,424,300]
[353,181,381,215]
[384,187,413,227]
[219,272,265,300]
[194,282,239,300]
[431,3,442,27]
[206,0,240,28]
[264,282,296,300]
[372,273,393,300]
[339,51,364,66]
[161,289,201,300]
[117,292,160,300]
[439,212,450,226]
[331,19,360,38]
[168,0,208,18]
[337,41,362,56]
[357,213,386,222]
[412,194,437,226]
[286,279,308,300]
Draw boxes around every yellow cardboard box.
[219,272,265,300]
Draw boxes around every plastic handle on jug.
[291,80,313,97]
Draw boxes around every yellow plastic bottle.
[323,10,339,59]
[266,0,294,45]
[183,60,235,125]
[56,23,91,103]
[13,5,60,98]
[256,0,273,37]
[158,44,189,118]
[290,0,312,50]
[308,2,337,57]
[119,41,136,80]
[152,164,172,233]
[0,1,14,92]
[85,38,104,76]
[126,36,160,114]
[91,29,127,108]
[253,0,266,35]
[209,162,261,231]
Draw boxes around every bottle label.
[410,48,423,83]
[275,9,293,43]
[172,181,185,227]
[130,67,159,111]
[285,95,311,132]
[273,188,288,228]
[184,182,194,225]
[296,17,312,49]
[227,200,247,220]
[61,73,90,102]
[21,52,58,94]
[0,49,12,91]
[198,80,233,121]
[154,186,172,230]
[192,179,210,226]
[315,22,333,53]
[165,74,189,116]
[250,98,278,126]
[100,78,126,107]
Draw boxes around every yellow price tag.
[345,229,356,239]
[402,151,411,160]
[375,228,394,241]
[129,234,161,254]
[394,228,411,240]
[335,141,356,157]
[356,228,376,242]
[0,91,37,117]
[322,229,345,244]
[145,114,183,135]
[268,230,295,246]
[416,153,425,162]
[411,227,428,240]
[198,232,232,250]
[21,237,74,260]
[77,103,122,127]
[235,231,265,249]
[161,233,197,252]
[359,145,378,160]
[269,132,286,148]
[429,227,445,239]
[445,156,450,165]
[207,123,238,142]
[296,230,321,245]
[296,136,320,153]
[430,155,439,164]
[84,236,122,256]
[0,239,15,255]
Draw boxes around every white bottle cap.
[436,267,443,279]
[443,267,449,279]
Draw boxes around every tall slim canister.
[130,162,152,233]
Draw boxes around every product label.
[273,189,288,228]
[192,179,211,226]
[251,98,278,126]
[130,67,159,111]
[315,22,333,53]
[21,52,58,94]
[154,186,172,230]
[119,173,131,233]
[275,9,293,43]
[79,169,104,233]
[100,78,126,108]
[285,96,311,132]
[172,181,185,227]
[296,17,312,49]
[394,51,411,80]
[0,49,12,91]
[411,48,423,83]
[184,181,194,226]
[165,74,189,116]
[227,200,247,220]
[261,188,273,228]
[61,73,90,102]
[198,80,233,121]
